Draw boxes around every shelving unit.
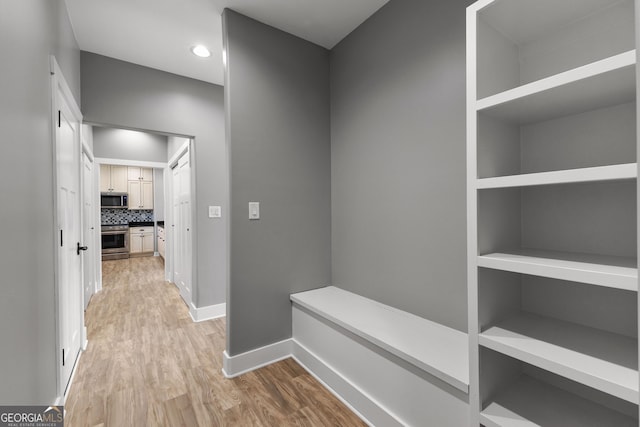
[480,312,638,404]
[480,375,637,427]
[477,51,636,124]
[477,163,637,189]
[467,0,638,425]
[478,250,637,291]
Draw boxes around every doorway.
[87,125,195,310]
[51,57,85,400]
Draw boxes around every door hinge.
[58,110,61,128]
[60,230,63,247]
[62,348,65,366]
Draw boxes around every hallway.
[65,257,365,426]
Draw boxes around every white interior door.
[179,153,192,304]
[171,148,192,306]
[82,152,95,309]
[52,57,83,396]
[172,165,181,288]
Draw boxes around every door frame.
[50,56,85,403]
[81,144,96,309]
[167,138,195,308]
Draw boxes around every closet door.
[171,148,192,306]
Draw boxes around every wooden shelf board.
[480,313,638,404]
[290,286,469,392]
[478,250,637,291]
[477,163,637,189]
[476,51,636,124]
[480,375,637,427]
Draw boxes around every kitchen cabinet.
[157,226,166,260]
[128,180,154,210]
[127,166,153,210]
[127,166,153,182]
[129,226,154,256]
[99,165,128,193]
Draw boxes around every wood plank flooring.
[65,257,366,427]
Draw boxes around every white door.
[171,149,192,306]
[82,152,95,309]
[179,154,192,304]
[52,57,83,396]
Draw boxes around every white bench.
[290,286,470,427]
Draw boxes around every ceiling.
[64,0,389,86]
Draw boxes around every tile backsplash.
[101,208,154,225]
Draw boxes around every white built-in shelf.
[480,375,637,427]
[479,312,638,404]
[478,250,637,291]
[476,50,636,124]
[477,163,637,189]
[290,286,469,392]
[478,0,627,48]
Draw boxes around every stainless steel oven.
[101,224,129,260]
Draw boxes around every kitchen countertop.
[129,221,154,227]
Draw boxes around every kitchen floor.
[64,257,366,426]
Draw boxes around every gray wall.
[223,9,332,355]
[168,135,190,160]
[0,0,80,403]
[93,126,168,163]
[330,0,472,331]
[81,52,226,308]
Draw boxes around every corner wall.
[81,53,226,308]
[330,0,472,332]
[223,9,332,355]
[0,0,80,404]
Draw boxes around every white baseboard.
[222,339,292,378]
[292,339,395,427]
[82,328,88,351]
[189,302,226,322]
[54,347,85,406]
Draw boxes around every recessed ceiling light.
[191,45,211,58]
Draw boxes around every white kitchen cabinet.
[128,180,153,210]
[157,226,166,259]
[129,226,154,256]
[127,166,153,182]
[467,0,638,425]
[99,165,128,193]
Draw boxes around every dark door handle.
[77,242,88,255]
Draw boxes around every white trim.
[168,139,190,168]
[222,339,292,378]
[189,302,226,322]
[81,140,94,162]
[53,347,84,406]
[292,339,397,427]
[50,55,85,402]
[82,327,88,351]
[94,157,167,169]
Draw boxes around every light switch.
[209,205,222,218]
[249,202,260,220]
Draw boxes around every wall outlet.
[209,205,222,218]
[249,202,260,220]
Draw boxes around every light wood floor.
[65,256,366,426]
